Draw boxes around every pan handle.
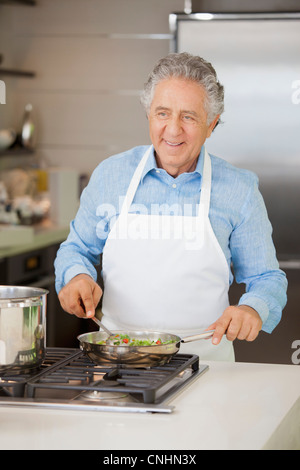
[181,330,214,343]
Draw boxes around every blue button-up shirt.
[54,145,287,333]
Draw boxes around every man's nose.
[166,116,182,136]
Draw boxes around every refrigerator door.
[174,14,300,162]
[174,13,300,363]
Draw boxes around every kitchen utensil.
[90,316,114,337]
[21,103,36,150]
[77,329,214,368]
[0,285,48,373]
[80,299,114,337]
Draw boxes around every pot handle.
[181,330,214,343]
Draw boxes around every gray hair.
[140,52,224,125]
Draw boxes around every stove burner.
[81,390,129,401]
[0,348,80,398]
[0,348,208,413]
[80,378,130,401]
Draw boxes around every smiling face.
[148,77,219,177]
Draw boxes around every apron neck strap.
[119,145,212,218]
[119,145,153,216]
[199,148,212,218]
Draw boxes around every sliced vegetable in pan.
[97,333,176,346]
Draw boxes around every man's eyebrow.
[154,106,170,112]
[154,106,199,117]
[181,109,199,117]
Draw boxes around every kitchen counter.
[0,360,299,450]
[0,219,70,259]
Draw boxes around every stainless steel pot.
[0,286,48,373]
[77,329,214,368]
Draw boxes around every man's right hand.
[58,273,103,318]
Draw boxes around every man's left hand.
[207,305,263,345]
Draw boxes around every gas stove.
[0,348,208,413]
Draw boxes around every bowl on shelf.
[0,128,17,150]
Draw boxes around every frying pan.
[77,329,214,368]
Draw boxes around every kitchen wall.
[0,0,185,175]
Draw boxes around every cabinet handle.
[279,260,300,270]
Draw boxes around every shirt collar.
[141,145,205,182]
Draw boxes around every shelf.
[0,68,35,78]
[0,147,34,157]
[0,1,36,5]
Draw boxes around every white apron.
[101,146,235,361]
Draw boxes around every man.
[55,53,287,361]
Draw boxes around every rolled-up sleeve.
[230,174,288,333]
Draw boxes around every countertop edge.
[262,395,300,450]
[0,222,70,259]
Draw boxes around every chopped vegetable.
[96,334,176,346]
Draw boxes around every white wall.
[0,0,184,174]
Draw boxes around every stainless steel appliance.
[0,348,208,413]
[0,285,48,373]
[171,12,300,364]
[0,244,91,348]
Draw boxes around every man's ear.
[207,114,221,137]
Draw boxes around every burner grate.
[0,348,79,397]
[26,350,200,404]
